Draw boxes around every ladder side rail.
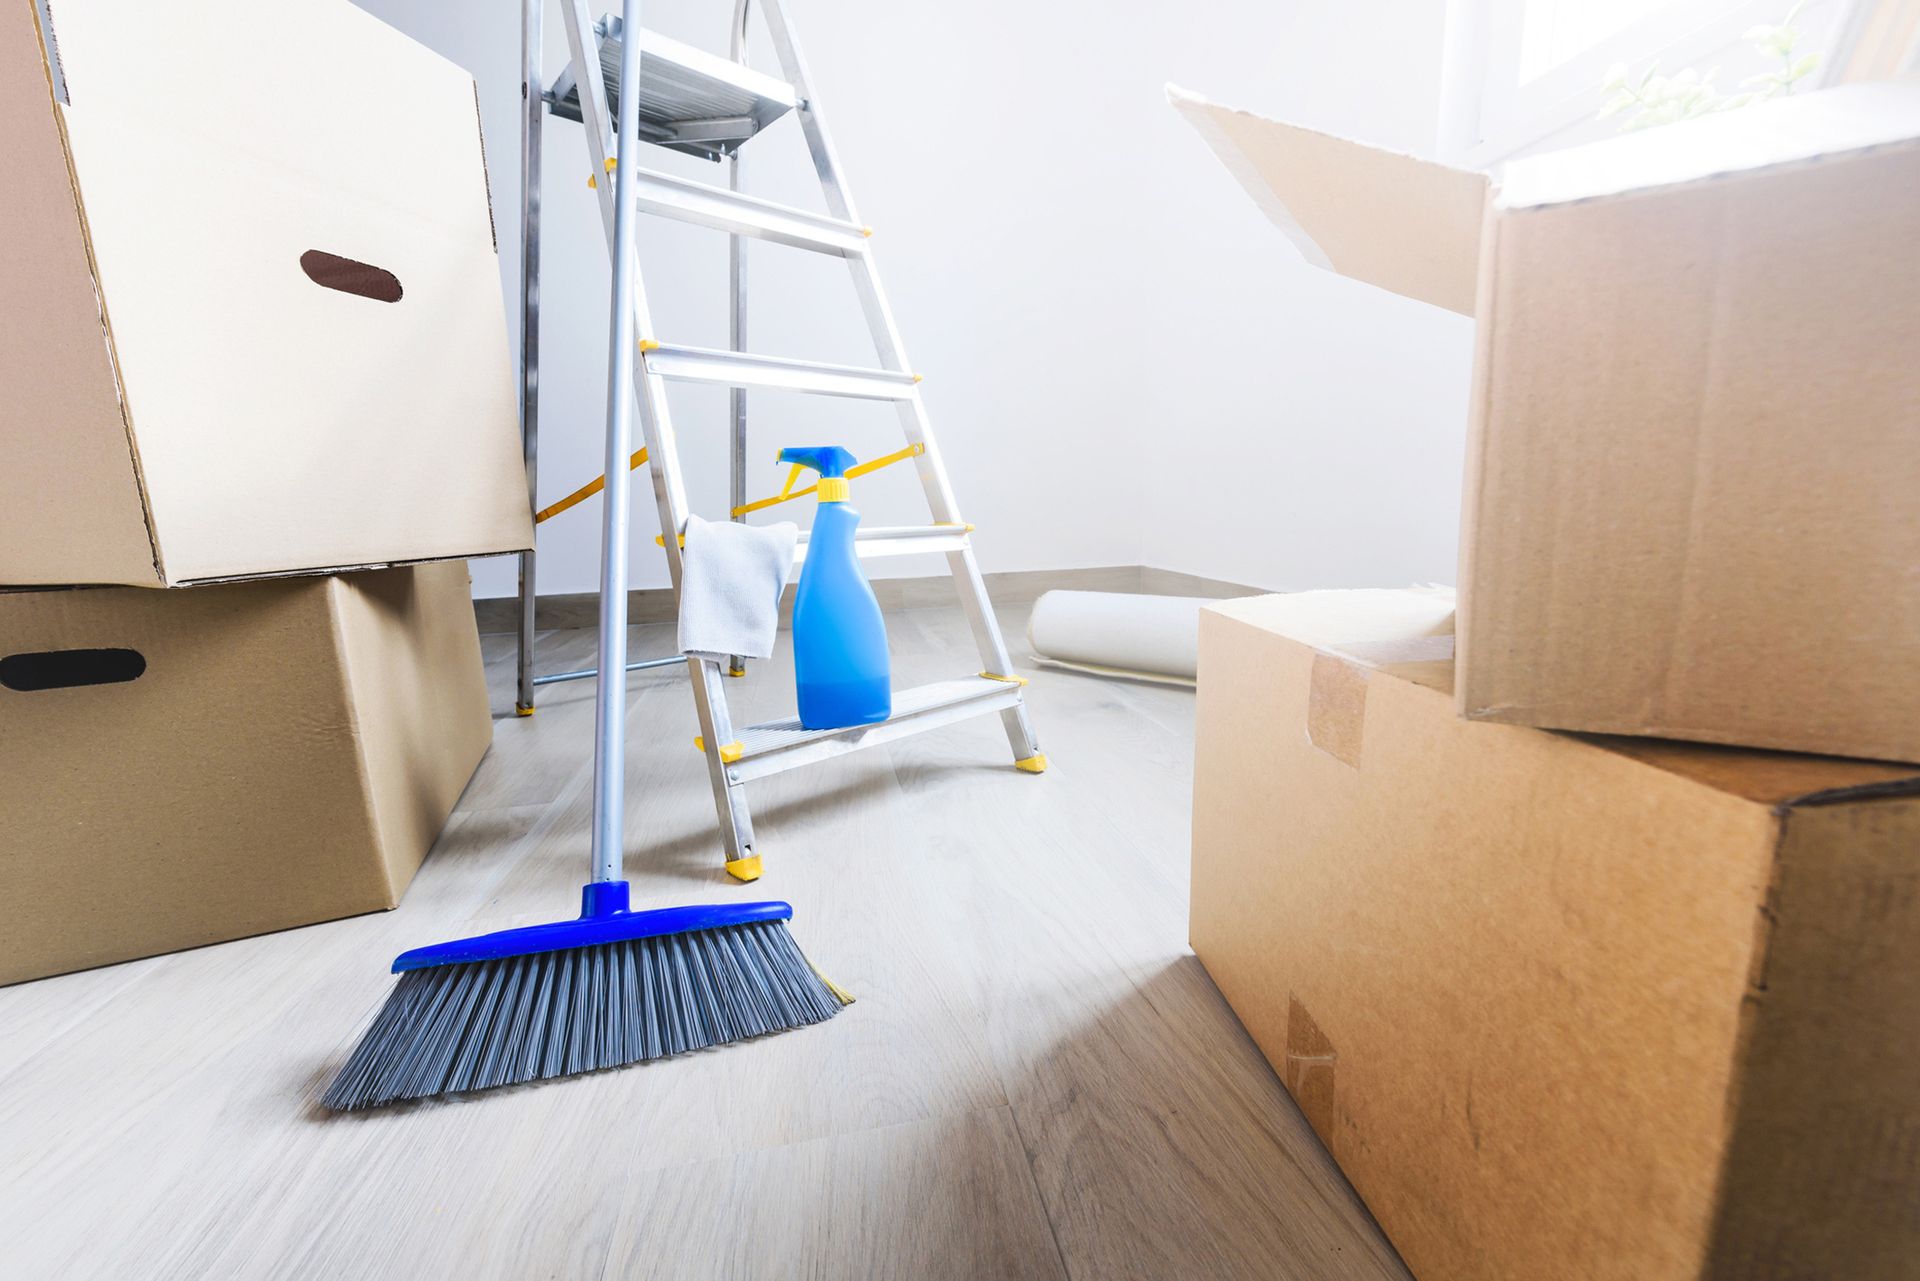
[515,0,544,714]
[756,0,974,529]
[727,0,751,677]
[758,0,1039,760]
[561,0,619,243]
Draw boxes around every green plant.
[1599,3,1820,132]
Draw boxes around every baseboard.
[472,564,1261,635]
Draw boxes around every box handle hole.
[0,647,147,691]
[300,250,403,303]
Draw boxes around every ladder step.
[796,525,971,565]
[548,21,796,161]
[642,344,919,400]
[632,168,870,257]
[725,677,1025,783]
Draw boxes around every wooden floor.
[0,601,1407,1280]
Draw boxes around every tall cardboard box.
[0,0,531,587]
[1192,589,1920,1281]
[1172,82,1920,762]
[0,562,492,985]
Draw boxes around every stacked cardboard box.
[0,0,532,983]
[1174,83,1920,1279]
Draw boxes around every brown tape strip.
[1285,996,1339,1149]
[1307,652,1368,767]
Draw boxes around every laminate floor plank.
[0,601,1404,1281]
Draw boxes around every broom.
[321,889,849,1110]
[322,4,848,1111]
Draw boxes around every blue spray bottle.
[779,446,892,730]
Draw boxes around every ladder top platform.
[546,19,797,160]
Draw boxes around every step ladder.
[513,0,1046,882]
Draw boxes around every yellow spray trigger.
[730,443,925,519]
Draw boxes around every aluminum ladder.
[514,0,1046,881]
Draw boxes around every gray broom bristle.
[322,920,850,1112]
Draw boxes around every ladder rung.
[725,677,1024,782]
[642,344,919,400]
[631,168,870,257]
[531,655,685,687]
[795,525,971,565]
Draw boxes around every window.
[1519,0,1710,81]
[1438,0,1886,166]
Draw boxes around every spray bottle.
[778,446,892,730]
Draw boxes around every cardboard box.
[1,0,531,587]
[0,562,491,985]
[1172,83,1920,763]
[1192,589,1920,1281]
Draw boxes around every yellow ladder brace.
[535,441,922,528]
[534,446,649,524]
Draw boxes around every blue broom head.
[322,881,850,1112]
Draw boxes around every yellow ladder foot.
[725,854,764,882]
[514,705,535,718]
[1015,753,1048,774]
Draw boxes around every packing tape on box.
[1284,995,1340,1149]
[1304,634,1453,768]
[1307,654,1370,768]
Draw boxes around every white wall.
[1143,2,1473,592]
[354,0,1470,599]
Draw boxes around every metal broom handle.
[591,0,646,885]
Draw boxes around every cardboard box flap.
[1219,589,1920,805]
[1500,80,1920,211]
[1207,589,1457,691]
[1168,85,1487,315]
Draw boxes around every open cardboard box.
[0,0,531,587]
[1192,588,1920,1281]
[0,561,492,985]
[1171,81,1920,763]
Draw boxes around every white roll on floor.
[1026,591,1220,686]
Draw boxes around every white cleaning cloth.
[676,514,798,663]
